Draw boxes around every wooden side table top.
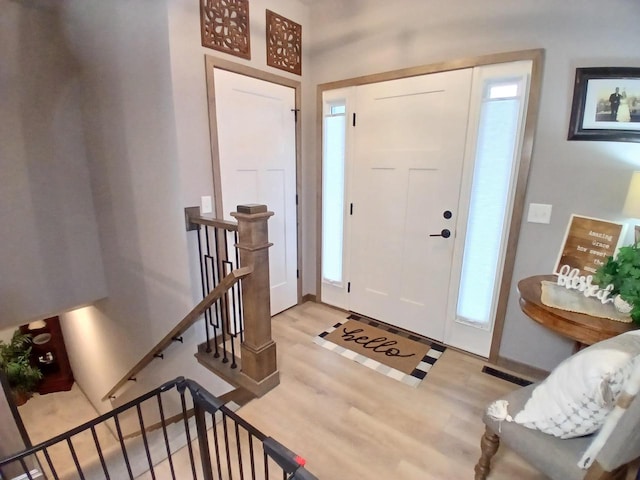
[517,275,637,346]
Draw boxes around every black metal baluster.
[180,390,198,480]
[193,404,214,480]
[223,260,238,368]
[264,451,270,480]
[222,258,232,365]
[156,393,176,479]
[222,228,230,358]
[204,227,214,354]
[197,227,213,354]
[234,422,244,480]
[18,458,33,480]
[208,411,220,479]
[234,230,245,344]
[113,414,134,479]
[136,403,156,480]
[66,437,85,480]
[42,448,60,480]
[206,254,220,358]
[90,425,110,480]
[247,433,257,480]
[222,413,234,480]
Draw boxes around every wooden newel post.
[230,204,279,387]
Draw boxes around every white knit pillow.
[490,331,640,439]
[578,354,640,469]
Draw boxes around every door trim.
[204,55,302,306]
[316,48,544,361]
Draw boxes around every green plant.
[593,243,640,323]
[0,330,43,396]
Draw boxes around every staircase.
[0,204,296,479]
[103,204,280,404]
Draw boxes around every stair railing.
[187,204,279,397]
[101,266,252,401]
[103,204,278,401]
[1,377,317,480]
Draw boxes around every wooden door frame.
[204,55,302,306]
[315,48,544,362]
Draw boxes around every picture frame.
[567,67,640,143]
[554,214,627,277]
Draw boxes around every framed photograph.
[568,67,640,143]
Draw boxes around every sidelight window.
[456,75,527,329]
[322,101,347,285]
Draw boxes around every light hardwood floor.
[236,301,545,479]
[22,300,629,479]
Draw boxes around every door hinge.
[352,113,356,127]
[350,203,353,215]
[291,108,300,122]
[347,282,351,293]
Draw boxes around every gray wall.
[56,0,310,412]
[304,0,640,371]
[0,0,107,328]
[2,0,310,415]
[5,0,639,414]
[58,0,222,411]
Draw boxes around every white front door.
[349,69,472,341]
[213,68,298,315]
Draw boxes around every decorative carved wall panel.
[200,0,251,59]
[266,10,302,75]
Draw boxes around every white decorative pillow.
[500,331,640,439]
[577,354,640,469]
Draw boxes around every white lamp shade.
[27,319,47,330]
[623,172,640,219]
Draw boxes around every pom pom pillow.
[489,330,640,439]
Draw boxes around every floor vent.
[481,366,532,387]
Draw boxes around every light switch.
[201,195,213,214]
[527,203,552,224]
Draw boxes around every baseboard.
[302,293,316,303]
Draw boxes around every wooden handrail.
[102,266,253,400]
[188,213,238,232]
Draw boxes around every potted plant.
[593,243,640,323]
[0,330,43,405]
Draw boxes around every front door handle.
[429,229,451,238]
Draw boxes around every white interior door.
[213,68,298,315]
[349,70,472,341]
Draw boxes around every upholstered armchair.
[474,331,640,480]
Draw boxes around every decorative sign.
[200,0,251,60]
[266,10,302,75]
[555,265,614,304]
[554,215,626,277]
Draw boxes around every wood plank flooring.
[236,301,545,479]
[22,300,638,479]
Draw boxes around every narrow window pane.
[330,105,346,115]
[322,113,346,284]
[457,94,520,327]
[489,83,518,99]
